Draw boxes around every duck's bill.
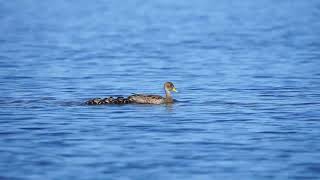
[172,88,178,92]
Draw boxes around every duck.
[86,82,178,105]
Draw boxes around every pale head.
[164,82,178,92]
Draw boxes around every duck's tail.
[86,96,132,105]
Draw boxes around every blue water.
[1,0,320,179]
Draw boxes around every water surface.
[1,0,320,179]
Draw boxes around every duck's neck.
[164,88,173,102]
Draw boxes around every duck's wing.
[128,94,164,104]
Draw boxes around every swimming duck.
[86,82,178,105]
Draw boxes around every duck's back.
[128,94,165,104]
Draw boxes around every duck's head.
[164,82,178,92]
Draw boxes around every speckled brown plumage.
[86,82,177,105]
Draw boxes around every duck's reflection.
[165,103,174,112]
